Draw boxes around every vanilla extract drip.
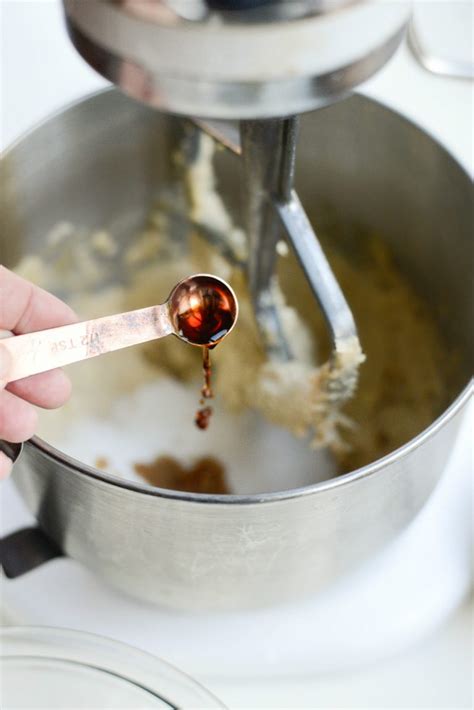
[195,404,213,430]
[201,346,212,399]
[196,347,213,429]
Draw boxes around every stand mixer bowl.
[0,89,472,610]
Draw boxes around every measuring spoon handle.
[1,304,173,384]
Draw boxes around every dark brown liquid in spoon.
[173,277,236,346]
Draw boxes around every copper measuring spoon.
[1,274,238,384]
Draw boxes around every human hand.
[0,266,77,479]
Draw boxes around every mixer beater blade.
[241,116,363,406]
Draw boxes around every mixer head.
[64,0,410,119]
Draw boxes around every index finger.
[0,265,77,334]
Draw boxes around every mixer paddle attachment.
[239,116,364,406]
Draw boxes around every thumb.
[0,330,13,388]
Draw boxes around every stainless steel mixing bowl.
[0,90,472,610]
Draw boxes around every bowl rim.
[3,87,473,505]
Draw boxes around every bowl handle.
[0,526,64,578]
[0,440,64,578]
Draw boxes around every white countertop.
[1,1,473,708]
